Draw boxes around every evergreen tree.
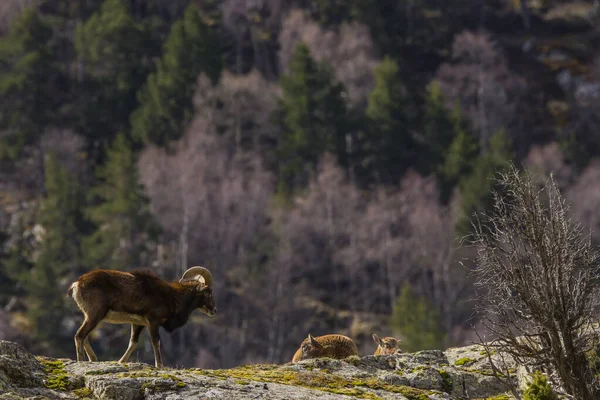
[130,4,222,146]
[84,134,158,269]
[0,228,14,303]
[0,215,33,301]
[26,154,87,354]
[75,0,160,161]
[420,81,481,202]
[389,282,446,352]
[422,82,457,170]
[456,131,514,235]
[0,8,65,160]
[437,107,479,202]
[363,56,415,184]
[277,43,350,197]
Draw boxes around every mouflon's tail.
[67,282,76,297]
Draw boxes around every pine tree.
[26,154,87,354]
[420,81,481,202]
[277,43,350,197]
[437,107,479,202]
[389,282,446,352]
[130,4,222,146]
[0,215,33,300]
[363,56,415,184]
[456,131,514,235]
[84,134,158,270]
[0,8,65,160]
[75,0,159,160]
[0,227,14,302]
[422,82,456,170]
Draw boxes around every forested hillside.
[0,0,599,369]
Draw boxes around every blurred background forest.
[0,0,599,368]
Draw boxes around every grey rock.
[0,340,541,399]
[88,376,143,400]
[0,341,45,388]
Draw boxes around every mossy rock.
[455,357,477,367]
[194,362,436,399]
[72,387,93,398]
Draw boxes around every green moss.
[438,369,453,393]
[84,369,112,376]
[479,349,497,356]
[523,371,558,400]
[40,360,70,391]
[193,364,434,399]
[72,387,93,398]
[118,370,186,390]
[454,357,476,366]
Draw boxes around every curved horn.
[180,266,213,288]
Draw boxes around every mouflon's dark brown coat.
[68,266,216,368]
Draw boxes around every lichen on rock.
[0,340,528,399]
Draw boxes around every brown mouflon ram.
[372,334,402,355]
[68,266,217,368]
[291,333,358,362]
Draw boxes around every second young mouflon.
[372,334,402,355]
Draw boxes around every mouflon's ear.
[372,334,382,345]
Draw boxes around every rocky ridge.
[0,340,555,400]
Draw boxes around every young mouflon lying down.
[68,266,217,368]
[372,333,402,355]
[292,333,359,362]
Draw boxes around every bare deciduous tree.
[523,141,574,191]
[8,129,88,196]
[279,9,378,108]
[435,31,526,153]
[193,70,279,160]
[471,164,600,400]
[566,160,600,244]
[138,106,275,367]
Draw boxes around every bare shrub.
[279,9,378,107]
[471,164,600,400]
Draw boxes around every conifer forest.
[1,0,600,368]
